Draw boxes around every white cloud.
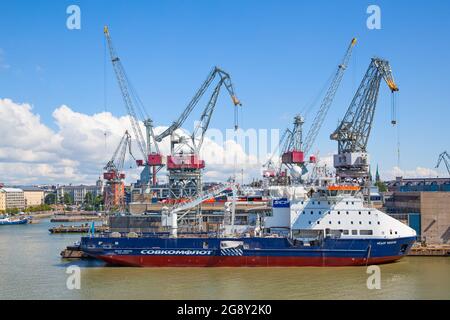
[0,98,264,185]
[383,166,440,180]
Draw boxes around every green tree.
[93,195,104,210]
[63,193,73,205]
[84,192,94,205]
[44,193,56,205]
[375,181,388,192]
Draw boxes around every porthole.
[359,221,362,225]
[310,211,314,215]
[351,221,354,224]
[329,221,332,224]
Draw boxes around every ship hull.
[81,236,416,267]
[96,254,404,267]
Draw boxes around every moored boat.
[80,183,417,267]
[0,217,29,225]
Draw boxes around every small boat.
[0,217,29,225]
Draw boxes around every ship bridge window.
[360,230,373,235]
[352,230,358,235]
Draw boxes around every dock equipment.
[330,57,398,182]
[435,151,450,175]
[154,67,241,199]
[103,131,134,211]
[263,38,357,182]
[104,26,162,187]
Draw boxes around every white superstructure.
[266,185,416,241]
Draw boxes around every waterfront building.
[57,184,102,204]
[384,177,450,244]
[20,187,45,207]
[0,191,5,211]
[0,188,25,210]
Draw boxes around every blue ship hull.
[0,218,28,225]
[80,235,416,267]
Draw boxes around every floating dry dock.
[50,225,109,234]
[50,216,104,223]
[408,244,450,256]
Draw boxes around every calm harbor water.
[0,219,449,300]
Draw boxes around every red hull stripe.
[97,255,403,267]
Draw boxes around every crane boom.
[302,38,357,155]
[104,131,134,178]
[104,26,158,159]
[330,57,398,154]
[155,66,240,143]
[436,151,450,175]
[331,57,399,181]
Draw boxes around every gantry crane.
[104,26,163,187]
[103,130,135,212]
[154,67,241,199]
[436,151,450,175]
[330,57,399,182]
[262,38,357,183]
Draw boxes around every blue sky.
[0,0,449,182]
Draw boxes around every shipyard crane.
[155,66,241,153]
[155,67,241,199]
[104,26,163,187]
[330,57,399,181]
[263,38,357,182]
[103,131,135,212]
[436,151,450,175]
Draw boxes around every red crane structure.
[103,130,134,211]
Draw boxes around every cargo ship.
[80,184,416,267]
